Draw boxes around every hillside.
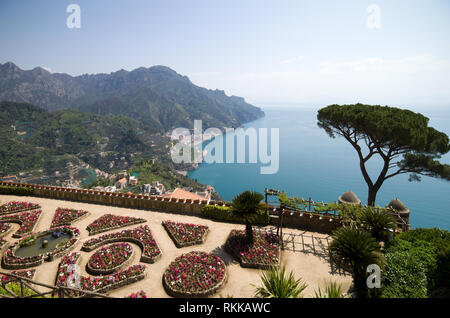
[0,101,206,193]
[0,62,264,131]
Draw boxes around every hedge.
[381,251,428,298]
[0,186,34,196]
[383,228,450,297]
[201,205,269,226]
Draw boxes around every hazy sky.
[1,0,450,107]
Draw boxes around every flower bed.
[56,252,147,296]
[2,227,80,269]
[224,230,280,269]
[0,210,42,238]
[0,269,36,284]
[82,225,161,263]
[0,222,11,235]
[86,214,147,235]
[163,251,227,298]
[126,290,148,298]
[87,242,134,275]
[0,237,7,248]
[162,220,209,248]
[0,202,41,216]
[51,208,89,228]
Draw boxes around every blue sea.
[189,106,450,230]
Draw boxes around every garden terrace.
[86,242,134,275]
[225,230,280,269]
[162,220,209,248]
[86,214,147,235]
[2,227,80,269]
[0,201,41,216]
[82,225,162,263]
[56,252,147,296]
[51,208,89,228]
[0,210,42,238]
[163,251,227,297]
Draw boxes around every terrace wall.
[0,182,341,234]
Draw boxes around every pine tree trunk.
[367,187,378,207]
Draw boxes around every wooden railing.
[0,271,113,298]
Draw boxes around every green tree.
[317,104,450,206]
[329,227,384,298]
[254,266,308,298]
[231,190,264,244]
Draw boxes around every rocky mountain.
[0,62,264,131]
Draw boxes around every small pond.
[14,232,73,258]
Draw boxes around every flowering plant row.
[0,237,6,248]
[126,290,148,298]
[2,226,80,269]
[0,222,11,235]
[82,225,161,263]
[86,214,147,235]
[0,201,41,216]
[87,242,134,275]
[0,269,36,284]
[51,208,89,228]
[162,220,209,248]
[56,252,147,296]
[225,230,280,269]
[0,210,42,238]
[163,251,227,297]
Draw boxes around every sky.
[1,0,450,108]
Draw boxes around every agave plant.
[314,281,344,298]
[359,207,397,242]
[231,191,264,244]
[254,265,308,298]
[329,227,384,298]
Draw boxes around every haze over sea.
[189,105,450,230]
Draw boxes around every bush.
[0,186,34,196]
[381,251,427,298]
[390,228,450,292]
[201,205,269,225]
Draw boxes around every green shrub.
[201,205,269,225]
[0,186,34,196]
[394,228,450,291]
[381,251,427,298]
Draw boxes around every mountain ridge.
[0,62,264,131]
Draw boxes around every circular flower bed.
[82,225,161,263]
[225,230,280,269]
[0,269,36,284]
[162,220,209,248]
[163,251,227,297]
[87,242,134,275]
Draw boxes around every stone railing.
[1,182,343,234]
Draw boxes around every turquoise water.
[188,106,450,230]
